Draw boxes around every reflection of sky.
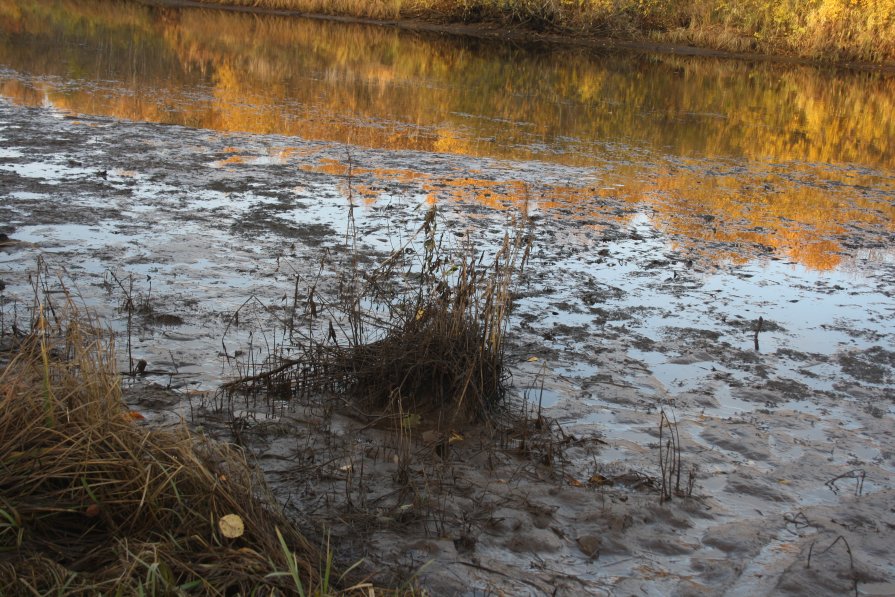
[523,207,894,405]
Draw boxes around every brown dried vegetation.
[223,205,532,429]
[0,290,373,595]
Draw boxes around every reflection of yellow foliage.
[434,128,471,155]
[633,163,895,270]
[300,158,350,176]
[299,151,891,271]
[352,185,380,204]
[3,1,893,168]
[0,0,892,271]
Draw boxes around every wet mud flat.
[1,99,894,595]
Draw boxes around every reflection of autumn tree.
[636,163,895,270]
[187,10,894,169]
[3,0,894,168]
[0,0,893,271]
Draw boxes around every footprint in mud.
[503,528,564,553]
[701,520,775,556]
[0,232,21,251]
[725,471,794,503]
[700,423,772,463]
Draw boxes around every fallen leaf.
[775,542,801,554]
[588,474,612,486]
[85,503,100,518]
[401,413,421,430]
[219,514,245,539]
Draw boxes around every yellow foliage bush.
[190,0,895,62]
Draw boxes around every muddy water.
[2,0,895,270]
[1,1,894,595]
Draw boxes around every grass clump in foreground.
[0,298,365,595]
[193,0,895,63]
[224,206,531,429]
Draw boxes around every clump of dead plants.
[0,295,364,595]
[223,206,532,429]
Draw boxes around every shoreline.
[135,0,895,73]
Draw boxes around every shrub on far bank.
[191,0,895,64]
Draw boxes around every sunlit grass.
[0,289,378,595]
[193,0,895,62]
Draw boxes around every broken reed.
[0,296,339,595]
[658,408,696,502]
[223,206,532,427]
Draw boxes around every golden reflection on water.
[1,0,893,271]
[296,156,894,269]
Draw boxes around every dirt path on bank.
[1,100,894,595]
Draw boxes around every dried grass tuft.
[223,206,532,428]
[0,295,335,595]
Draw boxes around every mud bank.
[1,100,894,594]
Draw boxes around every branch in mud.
[806,535,859,597]
[825,469,866,496]
[658,408,696,503]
